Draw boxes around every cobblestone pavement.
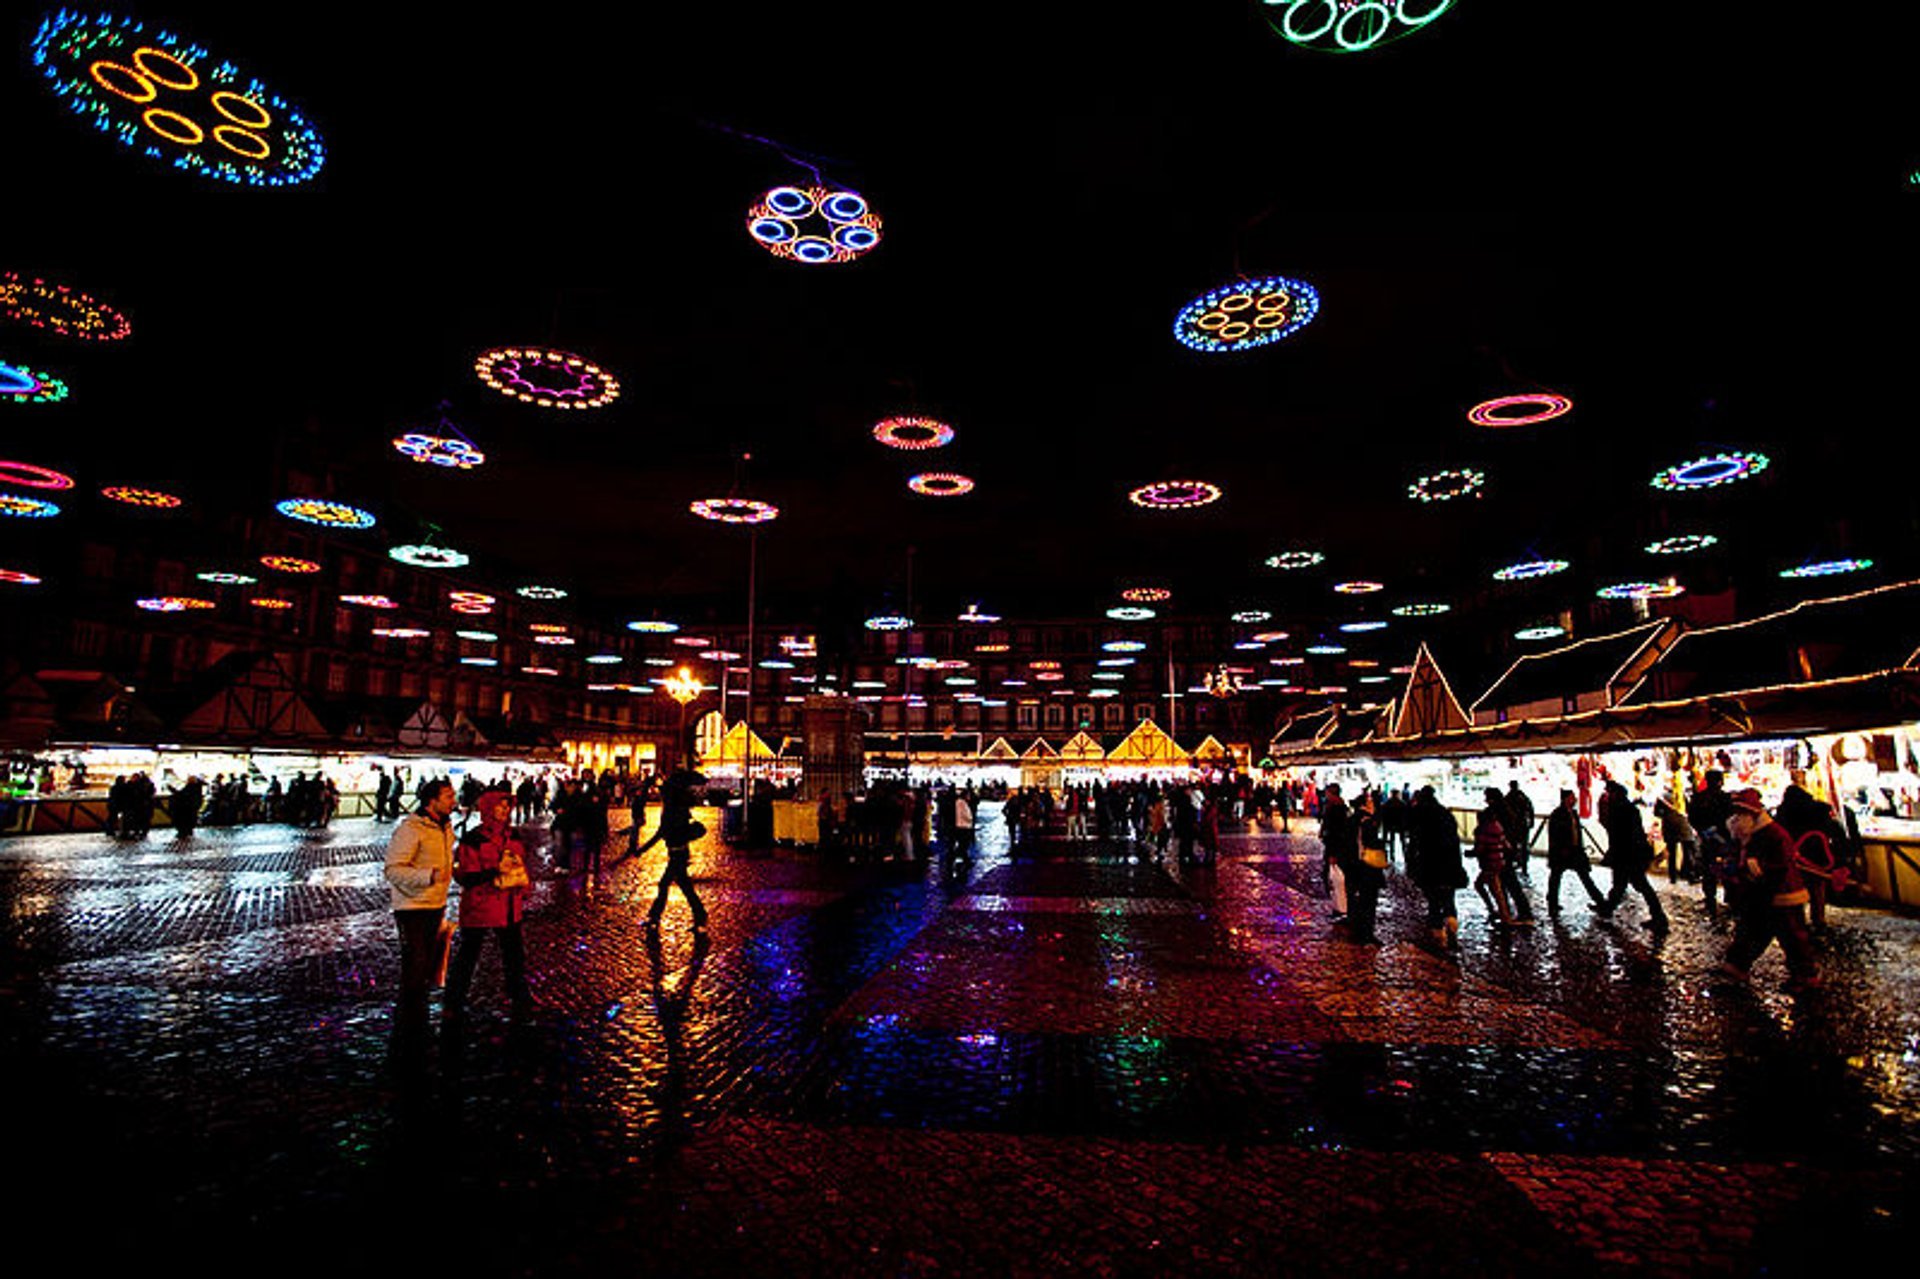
[3,810,1916,1276]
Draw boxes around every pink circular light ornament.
[0,273,130,341]
[691,497,778,524]
[872,416,954,450]
[1128,479,1221,510]
[907,472,973,497]
[0,460,75,491]
[1,568,43,585]
[474,347,619,410]
[1467,394,1573,428]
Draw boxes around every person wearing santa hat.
[1718,788,1820,990]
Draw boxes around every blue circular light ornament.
[1514,624,1566,641]
[865,614,913,631]
[1174,276,1320,353]
[31,11,325,187]
[1264,0,1456,54]
[276,498,374,529]
[0,360,69,403]
[393,433,484,470]
[0,495,60,518]
[1492,559,1569,581]
[747,184,882,264]
[1597,581,1686,600]
[1106,606,1156,621]
[1651,451,1770,492]
[1780,558,1873,579]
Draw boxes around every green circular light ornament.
[1264,0,1456,54]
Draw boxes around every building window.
[1133,703,1155,725]
[1017,703,1037,730]
[1103,701,1124,729]
[1043,703,1065,729]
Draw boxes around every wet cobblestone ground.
[4,810,1916,1276]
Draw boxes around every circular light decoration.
[1780,558,1874,579]
[1264,0,1455,53]
[1305,643,1348,655]
[957,603,1001,624]
[746,184,882,265]
[461,657,498,667]
[1392,603,1450,617]
[392,433,484,470]
[339,594,398,609]
[1266,550,1324,570]
[1102,639,1147,652]
[104,486,183,509]
[1651,451,1771,492]
[474,347,619,410]
[259,555,319,574]
[758,658,794,669]
[1129,479,1221,510]
[136,596,214,612]
[1333,580,1384,595]
[1250,629,1291,643]
[195,571,256,586]
[1492,559,1569,581]
[1645,534,1719,556]
[700,649,743,662]
[1596,581,1687,600]
[516,585,567,600]
[907,472,973,498]
[865,614,913,631]
[1515,624,1566,640]
[975,642,1011,653]
[1107,605,1156,621]
[449,590,494,606]
[456,630,498,642]
[0,272,130,341]
[371,627,431,639]
[1231,609,1272,624]
[528,623,568,634]
[1097,657,1135,667]
[1029,660,1062,671]
[451,602,492,615]
[587,654,623,665]
[276,498,375,529]
[0,361,69,404]
[1,568,43,585]
[1174,276,1320,353]
[0,461,75,491]
[1407,468,1485,503]
[1120,587,1171,603]
[1467,393,1573,429]
[389,544,471,569]
[247,597,291,610]
[1340,621,1389,633]
[690,497,779,524]
[521,666,559,677]
[871,416,954,451]
[0,495,59,518]
[30,12,325,187]
[1034,671,1065,682]
[1233,640,1265,651]
[626,619,680,634]
[534,634,576,646]
[671,635,712,647]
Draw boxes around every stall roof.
[1470,620,1673,715]
[865,732,983,758]
[1270,707,1338,754]
[1106,720,1188,765]
[1627,579,1920,704]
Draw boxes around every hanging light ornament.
[1514,624,1566,640]
[626,619,680,633]
[389,544,471,569]
[1467,393,1573,428]
[260,555,319,573]
[136,596,215,612]
[0,495,59,518]
[1129,479,1221,509]
[1596,581,1686,600]
[247,597,292,610]
[195,571,257,585]
[474,347,619,410]
[1333,580,1383,594]
[516,585,567,600]
[1121,587,1171,603]
[907,473,973,497]
[1,568,44,585]
[30,12,325,187]
[1780,558,1874,578]
[1651,451,1770,492]
[1392,602,1450,617]
[1107,605,1156,620]
[864,614,913,631]
[1407,468,1485,503]
[690,497,779,524]
[1174,276,1320,353]
[0,360,69,403]
[276,498,375,529]
[0,461,75,490]
[1266,550,1324,570]
[1492,559,1569,581]
[957,603,1001,623]
[872,416,953,450]
[0,272,130,340]
[746,185,882,264]
[1264,0,1456,54]
[104,486,183,508]
[1645,534,1719,555]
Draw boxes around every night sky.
[4,5,1915,696]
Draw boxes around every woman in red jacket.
[445,784,535,1022]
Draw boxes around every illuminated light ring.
[1107,605,1156,620]
[1265,0,1454,53]
[371,627,431,639]
[957,605,1001,623]
[1514,624,1566,640]
[1596,581,1686,600]
[1120,587,1171,603]
[451,602,492,615]
[389,544,471,569]
[522,666,559,676]
[1645,534,1719,556]
[906,472,974,497]
[29,12,325,187]
[1780,558,1874,579]
[1333,580,1384,594]
[516,585,567,600]
[1029,660,1062,671]
[136,596,214,612]
[528,623,568,633]
[1340,621,1390,633]
[0,272,131,341]
[758,658,794,669]
[1102,640,1146,652]
[474,347,619,410]
[456,630,498,642]
[1034,672,1065,682]
[1173,276,1320,353]
[338,594,399,609]
[247,597,291,610]
[1651,451,1771,492]
[1392,603,1450,617]
[449,590,495,605]
[194,571,256,585]
[1407,468,1485,503]
[1467,393,1573,428]
[1,568,44,585]
[1231,609,1272,623]
[1492,559,1569,581]
[103,486,182,508]
[671,635,712,647]
[534,635,577,646]
[1233,641,1266,651]
[1129,479,1222,509]
[0,494,60,518]
[746,185,882,264]
[626,619,680,633]
[260,555,320,575]
[1250,630,1291,643]
[1266,550,1324,570]
[276,498,375,529]
[690,497,779,524]
[0,361,69,403]
[864,614,913,631]
[0,461,75,491]
[461,657,498,667]
[872,416,955,450]
[392,433,485,470]
[701,649,744,662]
[1305,644,1347,655]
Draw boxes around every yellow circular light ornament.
[474,347,619,410]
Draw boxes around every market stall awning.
[1060,730,1105,763]
[1269,707,1338,756]
[980,736,1019,761]
[1190,734,1232,762]
[1020,737,1060,760]
[1105,720,1188,766]
[1391,643,1472,737]
[864,731,983,760]
[701,721,776,766]
[1470,620,1677,724]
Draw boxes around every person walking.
[444,784,535,1025]
[1484,788,1537,922]
[1471,807,1522,926]
[1545,788,1607,916]
[1410,786,1467,950]
[1344,792,1387,944]
[1318,783,1353,909]
[1600,780,1669,933]
[169,776,204,840]
[1719,788,1820,990]
[1688,769,1737,911]
[638,769,709,931]
[383,778,458,1062]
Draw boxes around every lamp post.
[665,666,701,769]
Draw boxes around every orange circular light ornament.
[339,594,398,609]
[260,555,320,574]
[1121,587,1171,603]
[0,272,130,341]
[907,472,973,497]
[1129,479,1221,510]
[872,417,954,451]
[248,597,292,610]
[136,596,214,612]
[691,497,779,524]
[103,486,183,509]
[474,347,619,410]
[1334,580,1385,595]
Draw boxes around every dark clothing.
[445,924,531,1013]
[1545,805,1606,911]
[392,907,444,1057]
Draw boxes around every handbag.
[1360,845,1389,870]
[494,850,529,891]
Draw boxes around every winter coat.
[383,812,454,910]
[454,819,528,928]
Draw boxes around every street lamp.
[665,667,702,768]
